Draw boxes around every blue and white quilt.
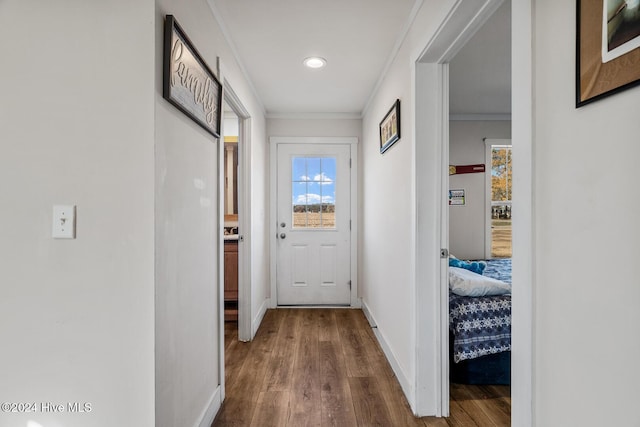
[450,258,512,363]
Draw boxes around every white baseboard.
[196,385,222,427]
[252,297,270,339]
[361,301,415,411]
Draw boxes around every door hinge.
[348,280,352,289]
[350,219,352,230]
[349,158,352,168]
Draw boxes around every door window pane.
[292,157,336,229]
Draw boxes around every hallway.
[212,308,510,426]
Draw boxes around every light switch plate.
[52,205,76,239]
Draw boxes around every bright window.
[291,157,336,229]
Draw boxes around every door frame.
[269,136,360,308]
[221,80,253,344]
[412,0,534,423]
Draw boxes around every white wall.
[359,0,456,410]
[154,1,267,425]
[449,121,511,259]
[532,1,640,426]
[154,3,220,426]
[0,1,156,426]
[267,118,362,139]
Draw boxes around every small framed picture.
[576,0,640,107]
[379,99,401,154]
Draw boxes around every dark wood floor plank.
[249,391,291,427]
[446,400,481,427]
[213,309,511,427]
[450,384,500,427]
[319,341,358,427]
[317,308,340,342]
[357,325,424,426]
[451,384,509,426]
[263,310,299,392]
[420,416,452,427]
[213,310,283,425]
[335,309,371,377]
[287,309,322,426]
[348,376,394,426]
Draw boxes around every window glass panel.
[490,146,512,258]
[306,158,321,182]
[291,156,337,229]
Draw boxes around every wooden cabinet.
[224,240,238,321]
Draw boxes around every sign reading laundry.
[163,15,222,138]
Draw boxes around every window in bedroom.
[491,145,512,258]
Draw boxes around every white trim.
[251,297,270,339]
[195,385,222,427]
[268,136,359,308]
[266,112,362,120]
[439,63,450,417]
[450,113,512,121]
[412,0,504,64]
[223,81,253,343]
[361,302,413,408]
[484,138,512,259]
[217,72,226,404]
[269,136,358,145]
[512,0,534,425]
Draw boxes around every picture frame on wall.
[163,15,222,137]
[379,99,401,154]
[576,0,640,107]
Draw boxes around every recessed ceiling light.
[303,57,326,69]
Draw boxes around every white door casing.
[269,137,359,308]
[276,143,351,305]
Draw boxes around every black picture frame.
[163,15,222,137]
[379,99,401,154]
[576,0,640,107]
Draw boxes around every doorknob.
[280,233,286,239]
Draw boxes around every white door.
[276,143,351,305]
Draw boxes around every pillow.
[449,267,511,297]
[449,257,486,275]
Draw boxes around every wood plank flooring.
[212,308,510,427]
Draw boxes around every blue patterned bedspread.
[450,258,512,363]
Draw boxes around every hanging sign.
[449,189,465,206]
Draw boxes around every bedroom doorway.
[447,0,512,422]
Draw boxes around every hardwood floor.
[212,308,510,427]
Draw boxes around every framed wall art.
[163,15,222,137]
[379,99,401,154]
[577,0,640,107]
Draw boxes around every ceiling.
[208,0,511,118]
[449,1,511,117]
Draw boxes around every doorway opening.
[413,0,534,421]
[220,81,252,345]
[223,103,240,322]
[446,1,512,422]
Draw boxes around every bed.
[449,258,511,385]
